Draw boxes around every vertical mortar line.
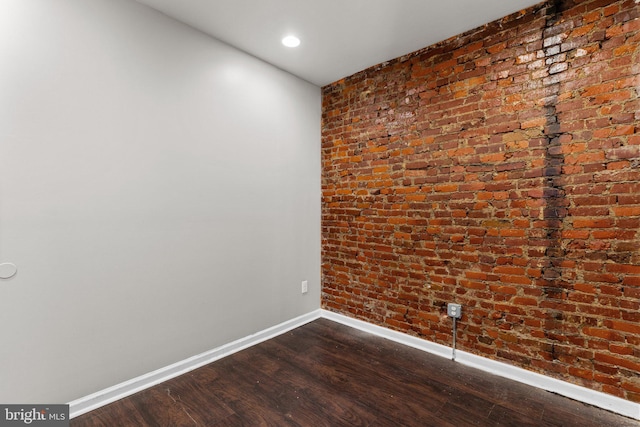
[541,0,569,345]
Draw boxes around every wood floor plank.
[71,319,640,426]
[485,404,555,427]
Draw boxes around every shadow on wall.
[540,0,571,360]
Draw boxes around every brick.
[613,206,640,217]
[561,229,589,239]
[595,353,640,372]
[605,264,640,274]
[434,184,458,192]
[582,82,614,97]
[574,283,597,294]
[521,117,547,129]
[608,320,640,335]
[513,297,538,306]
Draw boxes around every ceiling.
[135,0,542,87]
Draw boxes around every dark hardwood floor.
[72,318,639,426]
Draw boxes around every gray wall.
[0,0,321,403]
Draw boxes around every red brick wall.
[321,0,640,402]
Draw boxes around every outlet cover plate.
[447,303,462,319]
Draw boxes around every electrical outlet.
[301,280,308,294]
[447,303,462,319]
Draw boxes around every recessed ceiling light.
[282,35,301,48]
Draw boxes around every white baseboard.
[321,310,640,421]
[68,309,322,418]
[455,350,640,420]
[69,308,639,421]
[321,309,453,359]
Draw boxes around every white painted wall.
[0,0,320,403]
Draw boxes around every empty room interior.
[1,0,639,425]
